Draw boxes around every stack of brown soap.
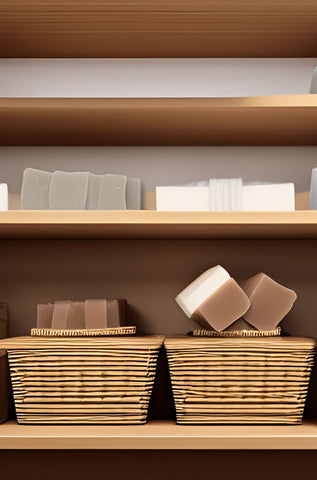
[176,266,297,334]
[165,336,316,424]
[34,299,131,335]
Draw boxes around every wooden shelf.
[1,210,317,239]
[1,419,317,450]
[1,1,317,58]
[1,95,317,146]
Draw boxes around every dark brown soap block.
[0,302,8,339]
[0,350,9,424]
[241,273,297,330]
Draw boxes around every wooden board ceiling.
[0,1,317,57]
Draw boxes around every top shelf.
[1,95,317,146]
[1,1,317,58]
[1,210,317,240]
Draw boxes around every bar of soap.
[67,302,85,329]
[37,304,54,329]
[86,173,103,210]
[156,186,209,211]
[126,177,141,210]
[49,171,90,210]
[242,183,295,211]
[240,273,297,330]
[310,66,317,93]
[0,351,9,424]
[85,299,127,329]
[0,184,8,211]
[51,301,71,329]
[20,168,52,209]
[175,266,250,331]
[98,174,127,209]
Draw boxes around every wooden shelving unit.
[1,210,317,239]
[1,420,317,450]
[1,95,317,146]
[1,0,317,58]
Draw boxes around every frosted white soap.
[20,168,52,209]
[49,171,90,210]
[98,174,127,209]
[156,186,209,211]
[175,265,230,318]
[0,184,8,211]
[242,183,295,211]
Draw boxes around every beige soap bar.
[241,273,297,330]
[191,278,251,332]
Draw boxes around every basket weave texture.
[2,336,163,425]
[165,336,316,425]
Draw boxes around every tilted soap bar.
[240,273,297,330]
[37,299,128,330]
[175,265,250,331]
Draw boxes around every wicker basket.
[0,335,163,425]
[165,336,316,425]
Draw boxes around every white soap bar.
[175,265,230,318]
[0,184,8,211]
[310,66,317,93]
[126,177,141,210]
[98,174,127,209]
[20,168,51,209]
[242,183,295,211]
[49,171,90,210]
[156,186,209,211]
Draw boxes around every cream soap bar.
[176,266,250,331]
[242,183,295,211]
[241,273,297,330]
[0,184,8,211]
[156,186,209,211]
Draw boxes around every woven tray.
[192,327,281,337]
[165,336,316,425]
[0,335,163,425]
[31,326,136,337]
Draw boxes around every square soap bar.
[85,299,127,329]
[175,265,250,331]
[156,186,209,211]
[241,273,297,330]
[0,350,9,424]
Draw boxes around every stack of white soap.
[156,178,295,212]
[20,168,141,210]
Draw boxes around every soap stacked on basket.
[167,265,316,424]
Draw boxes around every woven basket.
[0,335,163,425]
[165,336,316,425]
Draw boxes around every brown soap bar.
[241,273,297,330]
[67,302,85,329]
[51,301,71,329]
[0,302,8,339]
[192,278,250,332]
[0,350,9,424]
[85,299,127,329]
[37,304,54,329]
